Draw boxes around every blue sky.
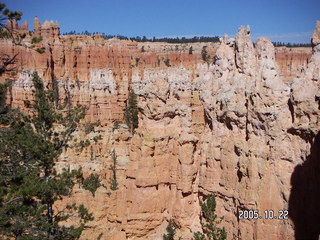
[5,0,320,43]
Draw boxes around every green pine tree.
[0,72,100,239]
[201,46,208,62]
[83,173,101,197]
[124,89,139,133]
[0,81,9,112]
[163,220,176,240]
[109,149,118,191]
[192,194,227,240]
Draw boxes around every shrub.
[36,47,45,54]
[93,135,102,142]
[164,58,171,67]
[84,121,101,134]
[113,120,121,131]
[83,173,101,197]
[31,36,43,44]
[163,220,176,240]
[135,57,140,66]
[0,28,10,38]
[189,46,193,55]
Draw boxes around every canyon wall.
[0,19,319,240]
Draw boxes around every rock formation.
[0,17,319,240]
[287,20,320,240]
[275,47,311,81]
[33,16,60,38]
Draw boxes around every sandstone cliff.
[0,18,319,240]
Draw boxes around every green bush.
[135,57,140,66]
[0,82,7,111]
[113,120,121,131]
[0,28,10,38]
[189,46,193,55]
[36,47,45,54]
[83,173,101,197]
[93,135,102,143]
[84,121,101,134]
[164,58,171,67]
[31,36,43,44]
[163,220,176,240]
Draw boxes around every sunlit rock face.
[0,17,319,240]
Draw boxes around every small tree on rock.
[189,46,193,55]
[124,89,138,133]
[163,220,176,240]
[109,149,118,191]
[192,194,227,240]
[83,173,101,197]
[201,46,208,62]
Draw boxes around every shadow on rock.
[289,132,320,240]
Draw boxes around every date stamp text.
[238,209,289,220]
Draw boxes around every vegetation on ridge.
[272,41,311,48]
[63,31,221,43]
[62,31,312,47]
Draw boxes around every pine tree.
[0,72,100,239]
[0,80,9,112]
[163,220,176,240]
[192,194,227,240]
[109,149,118,191]
[201,46,208,62]
[124,89,138,133]
[83,173,101,197]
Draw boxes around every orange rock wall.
[275,47,312,80]
[0,19,319,240]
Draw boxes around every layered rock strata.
[0,18,319,240]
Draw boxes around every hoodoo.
[0,14,319,240]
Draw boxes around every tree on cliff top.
[192,194,227,240]
[0,72,100,239]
